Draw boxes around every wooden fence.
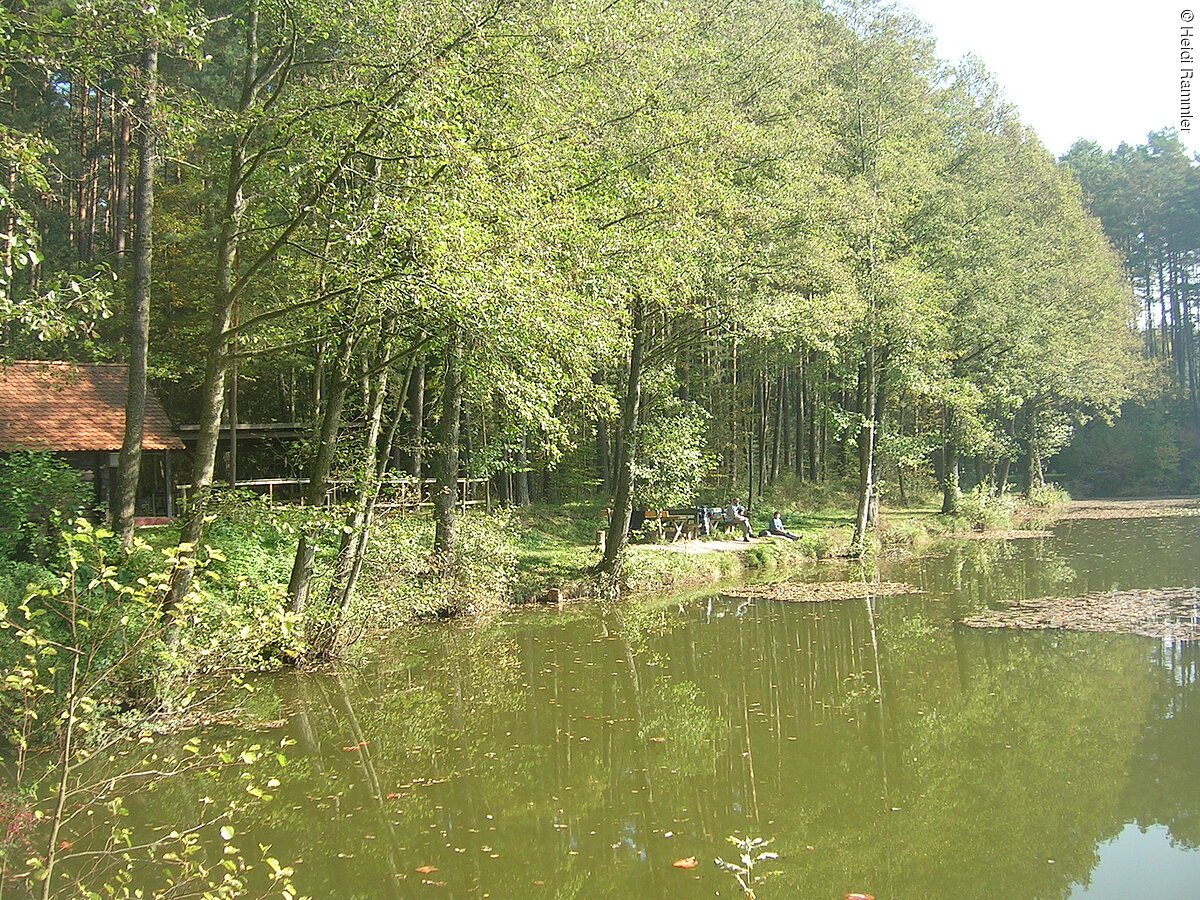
[175,476,490,512]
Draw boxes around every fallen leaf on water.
[845,894,875,900]
[672,858,699,869]
[386,793,403,800]
[58,841,73,851]
[649,737,667,743]
[421,880,446,887]
[415,865,439,874]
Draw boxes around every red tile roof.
[0,361,183,452]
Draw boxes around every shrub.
[0,521,300,898]
[955,486,1016,531]
[357,510,520,624]
[0,451,92,563]
[1026,481,1071,508]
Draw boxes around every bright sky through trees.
[900,0,1200,155]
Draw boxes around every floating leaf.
[415,865,439,874]
[672,857,699,869]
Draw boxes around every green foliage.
[1055,401,1200,497]
[1025,481,1071,509]
[358,510,520,622]
[0,452,92,563]
[953,486,1017,531]
[633,388,712,510]
[0,518,302,897]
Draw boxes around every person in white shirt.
[727,498,753,541]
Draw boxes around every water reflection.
[70,518,1200,897]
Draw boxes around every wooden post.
[165,452,175,517]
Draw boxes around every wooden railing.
[175,476,490,511]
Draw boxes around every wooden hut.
[0,361,183,519]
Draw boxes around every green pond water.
[116,516,1200,897]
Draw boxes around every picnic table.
[642,508,702,543]
[599,507,705,545]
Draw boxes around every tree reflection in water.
[72,518,1200,898]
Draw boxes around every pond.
[121,516,1200,897]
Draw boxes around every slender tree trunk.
[288,321,357,615]
[807,363,819,481]
[868,355,888,525]
[312,358,402,659]
[596,415,612,493]
[850,345,876,553]
[515,434,531,506]
[794,362,806,480]
[113,44,157,550]
[170,13,262,604]
[778,370,789,479]
[404,353,425,483]
[228,352,239,486]
[112,106,131,268]
[433,330,465,564]
[941,406,960,515]
[599,297,646,578]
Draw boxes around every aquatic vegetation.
[722,580,918,603]
[715,834,780,898]
[963,587,1200,640]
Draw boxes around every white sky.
[898,0,1200,156]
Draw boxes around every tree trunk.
[809,362,821,481]
[170,12,262,604]
[112,106,131,268]
[596,415,612,494]
[515,434,531,506]
[288,321,357,615]
[599,297,645,578]
[311,357,405,660]
[778,371,789,479]
[942,406,960,515]
[403,353,425,483]
[113,44,157,551]
[850,345,876,553]
[794,361,806,480]
[432,330,464,564]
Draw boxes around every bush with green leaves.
[1026,481,1071,508]
[356,509,520,627]
[954,485,1017,531]
[0,451,92,563]
[633,371,712,510]
[0,519,302,897]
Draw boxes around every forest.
[0,0,1198,894]
[3,0,1184,657]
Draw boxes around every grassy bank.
[0,481,1071,678]
[510,499,848,602]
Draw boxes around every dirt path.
[645,538,762,554]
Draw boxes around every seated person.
[768,511,799,541]
[727,498,753,542]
